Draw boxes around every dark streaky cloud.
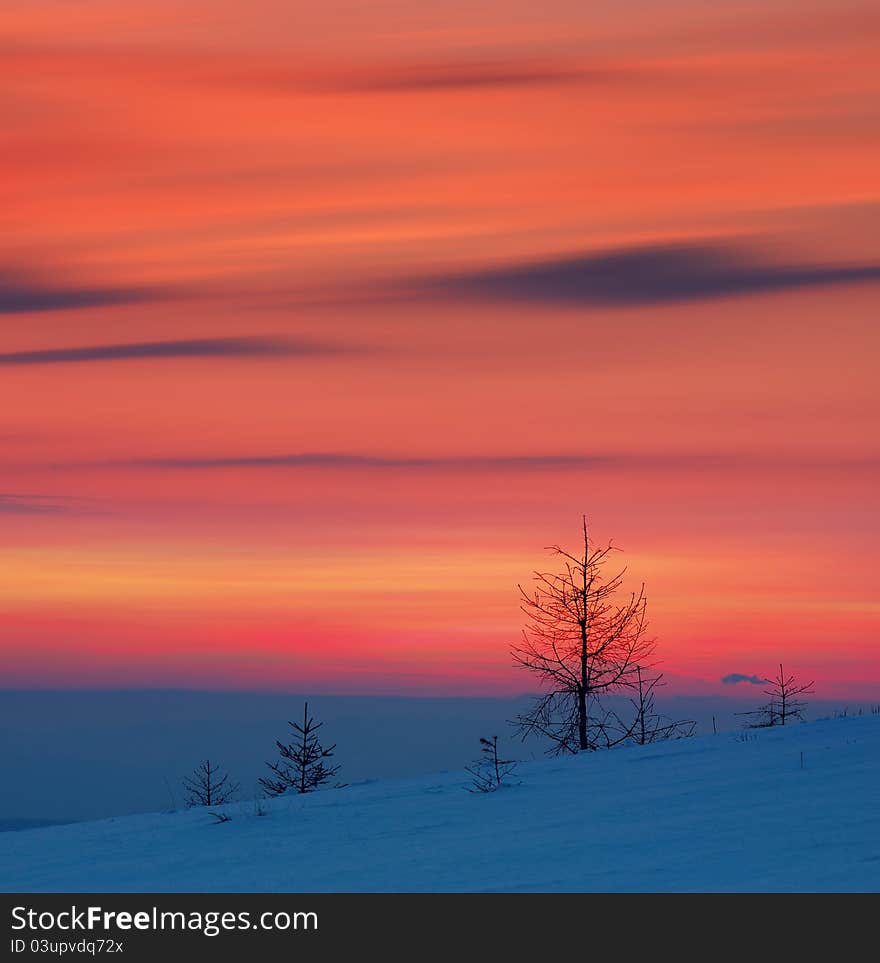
[334,61,599,93]
[418,241,880,307]
[0,337,353,367]
[64,452,880,473]
[106,453,613,471]
[0,272,152,315]
[721,673,767,686]
[232,59,608,95]
[0,494,74,515]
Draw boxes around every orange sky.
[1,0,878,695]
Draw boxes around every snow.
[2,715,878,892]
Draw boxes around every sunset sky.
[2,0,878,696]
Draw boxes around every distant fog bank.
[1,689,873,825]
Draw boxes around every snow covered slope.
[2,716,878,892]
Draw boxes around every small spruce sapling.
[261,702,340,796]
[739,664,814,728]
[466,736,517,793]
[182,759,240,808]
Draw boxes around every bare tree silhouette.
[740,664,814,728]
[513,517,656,753]
[182,759,239,808]
[261,702,340,796]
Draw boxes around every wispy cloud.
[0,337,357,367]
[721,673,767,686]
[5,43,619,96]
[0,494,75,515]
[322,60,601,93]
[58,452,880,473]
[92,453,615,471]
[412,240,880,307]
[0,271,152,315]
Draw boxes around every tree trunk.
[578,518,590,751]
[299,702,309,793]
[779,664,787,725]
[577,686,588,750]
[638,668,646,745]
